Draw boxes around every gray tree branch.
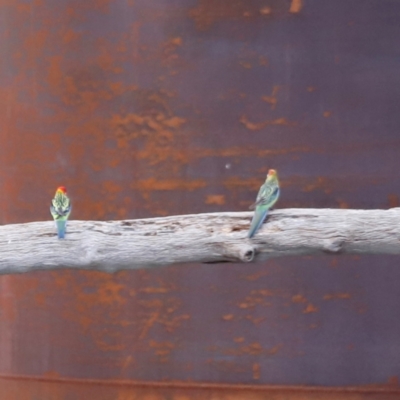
[1,208,399,274]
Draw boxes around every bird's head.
[56,186,67,195]
[266,169,278,183]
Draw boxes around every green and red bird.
[50,186,72,239]
[248,169,280,238]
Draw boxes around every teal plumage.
[248,169,280,238]
[50,186,72,239]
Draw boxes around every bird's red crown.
[56,186,67,194]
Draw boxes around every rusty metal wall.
[1,0,400,398]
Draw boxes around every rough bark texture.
[1,208,399,274]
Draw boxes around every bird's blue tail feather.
[248,209,268,238]
[56,220,66,239]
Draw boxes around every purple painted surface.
[0,0,399,394]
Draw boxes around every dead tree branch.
[0,208,399,274]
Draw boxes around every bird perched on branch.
[50,186,72,239]
[248,169,280,238]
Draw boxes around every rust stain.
[252,289,273,296]
[259,55,269,66]
[337,200,349,209]
[292,294,307,304]
[240,342,262,356]
[128,21,141,62]
[252,363,261,380]
[244,270,269,281]
[268,344,283,355]
[199,145,309,159]
[260,6,272,15]
[238,289,274,310]
[233,337,245,343]
[93,338,126,353]
[188,1,291,30]
[96,281,127,306]
[106,142,308,183]
[101,181,122,196]
[222,314,234,321]
[17,3,31,12]
[388,376,399,387]
[139,312,160,340]
[47,57,125,113]
[239,61,252,69]
[62,0,112,15]
[53,272,129,336]
[307,86,317,92]
[111,105,191,171]
[120,355,134,370]
[1,375,400,400]
[205,359,247,375]
[205,195,226,205]
[323,111,332,118]
[138,297,190,339]
[189,0,255,29]
[303,304,318,314]
[34,293,46,307]
[388,194,399,208]
[240,115,296,130]
[1,376,400,400]
[42,371,61,379]
[170,37,183,46]
[222,176,268,193]
[289,0,303,13]
[163,116,186,129]
[140,287,171,294]
[0,278,18,323]
[162,37,185,68]
[245,315,266,325]
[149,340,176,362]
[220,342,282,357]
[330,258,339,268]
[112,111,185,138]
[213,342,283,357]
[132,178,206,193]
[261,86,280,110]
[323,293,351,300]
[302,177,332,194]
[35,271,187,352]
[238,298,264,309]
[62,29,81,44]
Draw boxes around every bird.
[50,186,72,239]
[248,169,280,238]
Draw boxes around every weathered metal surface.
[1,0,400,398]
[1,376,400,400]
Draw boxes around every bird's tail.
[56,220,67,239]
[248,209,268,238]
